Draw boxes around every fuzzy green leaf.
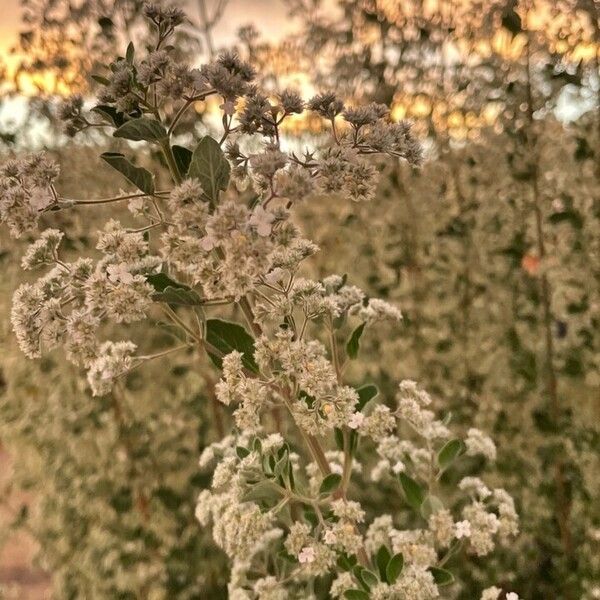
[101,152,154,195]
[205,318,258,373]
[429,567,455,587]
[114,117,168,143]
[319,473,342,496]
[356,384,378,411]
[346,322,366,359]
[188,136,231,204]
[173,145,193,175]
[376,545,391,581]
[399,473,425,510]
[92,105,126,127]
[437,438,466,471]
[145,273,203,305]
[386,552,404,584]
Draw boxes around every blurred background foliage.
[0,0,599,598]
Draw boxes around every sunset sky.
[0,0,293,57]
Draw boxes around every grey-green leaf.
[386,552,404,584]
[173,145,193,175]
[376,545,391,581]
[101,152,154,195]
[146,273,203,305]
[356,384,378,412]
[319,473,342,496]
[437,438,466,471]
[188,136,231,204]
[114,117,168,143]
[205,319,258,373]
[428,567,454,587]
[399,473,425,510]
[346,321,366,359]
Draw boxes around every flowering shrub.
[0,5,521,598]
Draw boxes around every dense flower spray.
[0,4,520,598]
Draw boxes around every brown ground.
[0,446,51,600]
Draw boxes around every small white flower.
[506,593,519,600]
[391,460,405,474]
[454,520,471,539]
[106,263,135,284]
[298,546,315,564]
[348,412,365,429]
[323,530,337,545]
[249,205,275,237]
[128,197,145,216]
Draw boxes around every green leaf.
[346,322,366,359]
[92,105,126,127]
[205,318,258,373]
[319,473,342,496]
[437,439,466,471]
[236,446,250,459]
[188,136,231,204]
[242,480,282,503]
[344,591,369,600]
[356,384,378,411]
[125,41,135,64]
[376,545,391,580]
[173,145,193,175]
[385,552,404,584]
[428,567,454,587]
[114,117,168,143]
[360,569,378,588]
[91,74,110,86]
[101,152,154,195]
[145,273,203,305]
[399,473,425,510]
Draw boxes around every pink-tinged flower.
[348,411,365,429]
[454,520,471,539]
[249,206,275,237]
[298,546,315,564]
[106,263,135,284]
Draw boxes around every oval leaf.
[205,318,258,373]
[101,152,154,195]
[114,117,168,143]
[429,566,455,587]
[319,473,342,496]
[399,473,425,510]
[376,545,391,580]
[437,438,465,471]
[146,273,203,305]
[346,321,366,359]
[173,144,193,175]
[188,136,231,204]
[356,383,378,412]
[386,552,404,584]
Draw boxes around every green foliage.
[187,136,231,204]
[113,117,168,143]
[101,152,155,194]
[204,319,258,373]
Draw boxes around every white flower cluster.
[11,220,159,394]
[0,154,59,237]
